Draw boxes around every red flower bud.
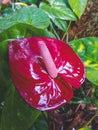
[8,37,85,111]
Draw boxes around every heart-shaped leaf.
[69,37,98,85]
[0,6,50,32]
[68,0,88,18]
[40,2,77,21]
[0,85,40,130]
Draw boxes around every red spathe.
[8,37,85,111]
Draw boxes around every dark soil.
[47,80,98,130]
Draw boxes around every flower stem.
[62,21,71,41]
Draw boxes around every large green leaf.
[46,0,65,5]
[0,40,12,103]
[53,18,67,31]
[40,1,77,21]
[31,113,48,130]
[69,37,98,85]
[0,85,40,130]
[20,0,37,4]
[0,23,55,42]
[0,40,12,123]
[0,6,50,32]
[68,0,88,18]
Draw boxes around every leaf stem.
[62,21,71,41]
[50,21,60,40]
[15,2,28,6]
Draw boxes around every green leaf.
[20,0,37,4]
[53,19,67,31]
[31,113,48,130]
[2,8,13,17]
[68,0,88,18]
[69,37,98,85]
[79,127,92,130]
[0,40,12,103]
[40,1,77,21]
[0,85,40,130]
[0,6,50,32]
[46,0,64,5]
[0,23,55,42]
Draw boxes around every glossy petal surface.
[8,37,85,111]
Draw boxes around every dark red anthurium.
[8,37,85,111]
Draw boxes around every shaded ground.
[48,80,98,130]
[47,1,98,130]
